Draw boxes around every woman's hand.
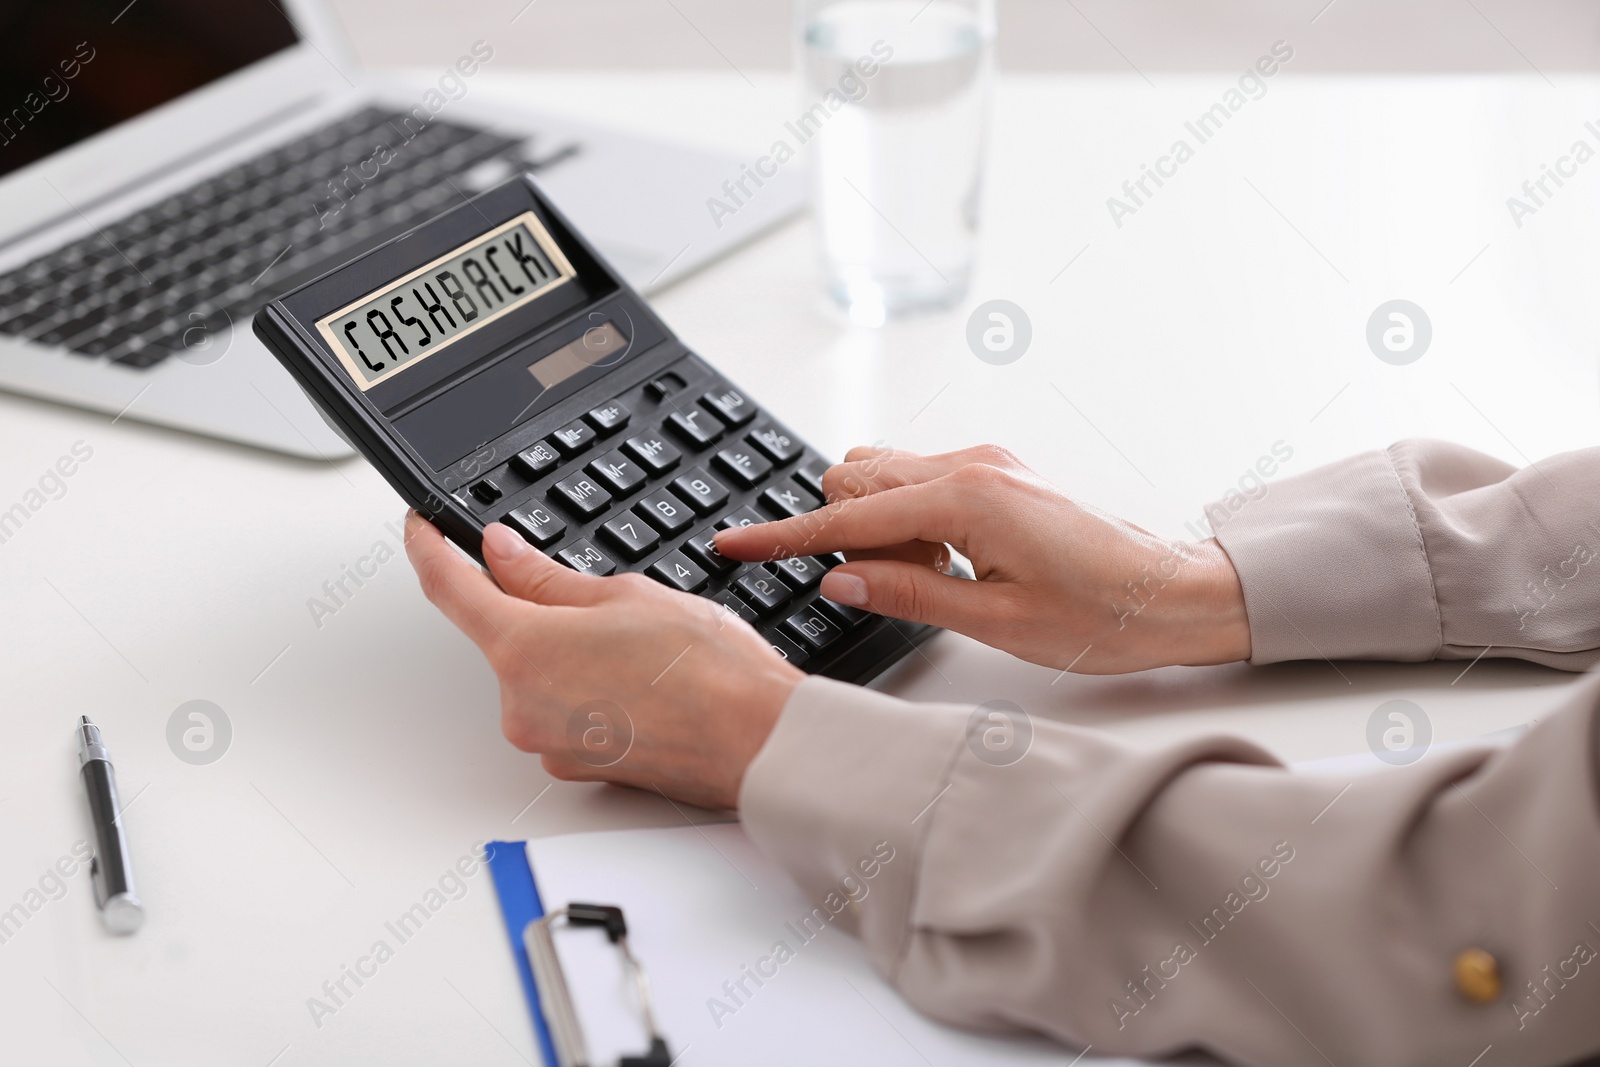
[404,513,803,809]
[715,445,1252,675]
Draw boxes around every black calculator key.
[585,400,630,435]
[703,385,757,426]
[648,550,709,593]
[505,504,566,548]
[761,480,821,518]
[795,457,830,498]
[684,527,738,575]
[600,514,660,560]
[672,467,730,514]
[587,451,647,494]
[772,555,828,590]
[736,569,791,614]
[714,590,761,626]
[765,629,810,669]
[551,421,596,455]
[512,441,561,478]
[666,406,723,448]
[624,433,681,474]
[557,538,616,576]
[784,606,845,650]
[716,506,766,531]
[636,491,695,535]
[818,596,872,628]
[552,475,612,517]
[748,422,804,464]
[714,446,773,488]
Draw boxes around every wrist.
[1170,538,1252,665]
[721,662,804,809]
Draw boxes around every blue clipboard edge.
[486,840,560,1067]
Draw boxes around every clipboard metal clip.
[524,902,673,1067]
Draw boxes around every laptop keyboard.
[460,357,873,670]
[0,107,575,368]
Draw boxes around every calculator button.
[587,451,647,494]
[772,555,829,590]
[636,491,695,535]
[557,538,616,576]
[552,475,612,517]
[736,570,791,614]
[713,446,774,489]
[760,479,821,518]
[512,441,561,478]
[504,504,566,548]
[783,606,845,650]
[551,421,596,455]
[648,550,709,593]
[666,406,723,448]
[795,457,829,498]
[671,467,730,514]
[748,422,803,464]
[599,514,660,561]
[624,433,681,474]
[716,506,767,531]
[817,596,872,628]
[684,528,738,575]
[585,401,630,435]
[764,629,811,669]
[714,590,761,626]
[703,385,757,427]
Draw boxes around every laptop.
[0,0,803,458]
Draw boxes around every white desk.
[3,71,1597,1066]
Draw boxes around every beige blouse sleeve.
[739,441,1600,1067]
[1213,440,1600,669]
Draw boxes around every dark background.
[0,0,297,176]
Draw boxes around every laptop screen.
[0,1,300,179]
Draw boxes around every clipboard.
[485,840,672,1067]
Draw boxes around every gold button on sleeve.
[1454,948,1502,1004]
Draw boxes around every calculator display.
[315,212,575,390]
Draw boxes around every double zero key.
[557,538,616,576]
[783,604,845,650]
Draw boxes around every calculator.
[253,176,936,683]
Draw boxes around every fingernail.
[821,571,868,607]
[482,522,531,560]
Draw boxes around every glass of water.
[798,0,996,324]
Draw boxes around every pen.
[77,716,143,934]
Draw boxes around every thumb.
[481,523,605,605]
[820,560,988,631]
